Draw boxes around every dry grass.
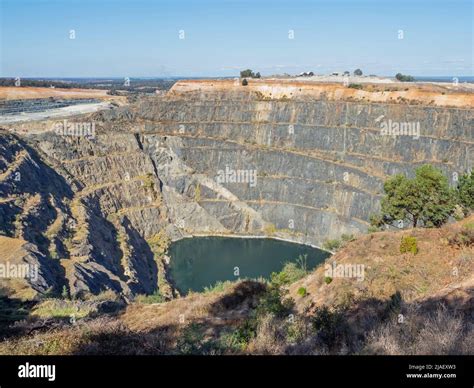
[363,305,473,355]
[290,215,474,312]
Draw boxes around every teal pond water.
[168,236,330,294]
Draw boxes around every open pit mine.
[0,79,473,299]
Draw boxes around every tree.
[457,171,474,213]
[379,164,455,228]
[395,73,415,82]
[240,69,261,78]
[353,68,363,76]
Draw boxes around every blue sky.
[0,0,472,77]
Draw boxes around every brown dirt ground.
[0,86,124,102]
[170,79,474,108]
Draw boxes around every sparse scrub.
[135,290,164,304]
[203,280,234,294]
[31,299,94,320]
[263,223,277,235]
[278,255,308,284]
[448,223,474,247]
[457,171,474,214]
[323,234,355,252]
[367,225,380,233]
[324,276,333,284]
[364,305,471,355]
[194,183,201,202]
[311,306,349,348]
[147,230,170,255]
[322,239,341,251]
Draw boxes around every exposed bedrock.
[131,92,472,244]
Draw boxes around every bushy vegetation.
[353,69,363,76]
[203,280,234,294]
[311,306,348,346]
[31,299,94,319]
[373,165,458,229]
[348,83,363,89]
[322,233,355,252]
[297,287,307,297]
[322,239,341,251]
[448,222,474,247]
[135,290,164,304]
[147,230,170,255]
[277,255,309,284]
[399,236,418,255]
[395,73,415,82]
[240,69,261,78]
[456,171,474,214]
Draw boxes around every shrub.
[395,73,415,82]
[242,78,248,86]
[278,255,308,284]
[311,306,348,347]
[32,299,93,319]
[203,280,234,294]
[225,319,257,350]
[176,323,208,355]
[194,184,201,202]
[348,83,363,89]
[257,271,295,318]
[448,223,474,247]
[263,223,276,235]
[324,276,333,285]
[456,171,474,213]
[365,305,470,355]
[135,290,164,304]
[61,285,69,300]
[322,239,341,251]
[297,287,307,297]
[147,230,170,255]
[367,226,380,233]
[341,234,355,243]
[400,236,418,255]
